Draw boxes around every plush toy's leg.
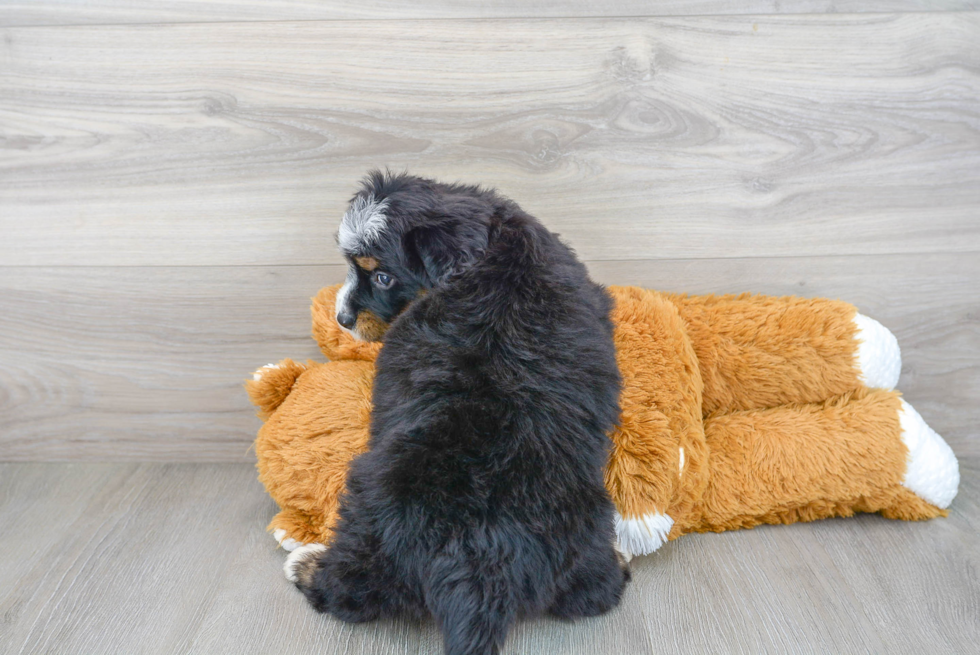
[245,359,308,420]
[893,398,959,510]
[273,529,303,552]
[268,508,326,551]
[666,293,900,414]
[607,288,710,558]
[852,314,901,390]
[692,389,958,534]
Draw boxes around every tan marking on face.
[350,290,428,342]
[355,256,379,272]
[354,310,390,342]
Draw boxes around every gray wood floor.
[1,1,978,653]
[1,461,977,654]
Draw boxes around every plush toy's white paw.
[252,363,280,382]
[614,511,674,557]
[284,543,327,583]
[898,399,959,509]
[272,528,303,552]
[853,314,901,390]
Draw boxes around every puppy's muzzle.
[337,311,356,330]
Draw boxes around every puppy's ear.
[406,219,488,285]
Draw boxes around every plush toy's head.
[331,170,498,342]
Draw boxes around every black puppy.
[285,171,628,655]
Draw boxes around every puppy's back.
[368,207,625,653]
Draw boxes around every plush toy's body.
[249,285,959,558]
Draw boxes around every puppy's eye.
[373,272,395,289]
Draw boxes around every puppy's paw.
[272,528,303,552]
[614,547,633,583]
[284,543,327,585]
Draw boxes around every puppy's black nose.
[337,312,356,330]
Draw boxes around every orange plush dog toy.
[248,285,959,559]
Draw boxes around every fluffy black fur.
[292,171,628,655]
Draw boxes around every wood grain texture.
[0,265,333,461]
[1,252,976,461]
[0,461,977,653]
[2,14,979,266]
[2,0,978,27]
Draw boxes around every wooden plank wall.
[3,1,978,25]
[1,4,978,461]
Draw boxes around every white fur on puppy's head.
[337,194,390,255]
